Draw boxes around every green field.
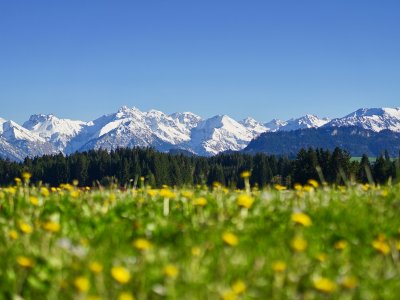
[1,175,400,299]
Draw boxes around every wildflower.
[313,277,337,293]
[118,292,135,300]
[231,280,246,294]
[164,264,179,278]
[147,189,158,197]
[111,266,131,284]
[19,222,33,234]
[222,232,239,246]
[29,196,39,206]
[294,183,302,191]
[240,171,251,178]
[303,185,314,192]
[182,191,193,198]
[221,290,237,300]
[191,246,201,257]
[22,172,32,181]
[71,190,80,198]
[133,238,152,251]
[315,253,327,262]
[272,261,286,273]
[43,221,60,233]
[307,179,319,188]
[291,236,307,252]
[274,184,287,191]
[193,197,207,206]
[341,276,358,289]
[16,256,34,268]
[89,261,103,274]
[8,230,19,240]
[14,177,21,184]
[372,236,390,255]
[160,189,175,199]
[291,212,312,227]
[74,276,90,292]
[334,240,348,250]
[41,187,50,197]
[237,194,254,209]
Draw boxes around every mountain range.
[1,107,399,161]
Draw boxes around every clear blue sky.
[1,0,399,123]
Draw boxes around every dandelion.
[341,276,358,289]
[22,172,32,181]
[193,197,207,206]
[8,230,19,240]
[41,187,50,197]
[14,177,21,184]
[307,179,319,188]
[118,292,135,300]
[222,232,239,246]
[74,276,90,293]
[237,194,254,209]
[43,221,60,233]
[16,256,34,268]
[334,240,348,250]
[191,246,201,257]
[19,222,33,234]
[291,212,312,227]
[274,184,286,191]
[272,261,286,273]
[221,290,237,300]
[133,238,152,251]
[313,277,337,293]
[160,189,175,199]
[111,266,131,284]
[315,253,327,262]
[163,264,179,278]
[89,261,103,274]
[29,196,39,206]
[240,171,251,178]
[294,183,302,191]
[231,280,246,294]
[291,236,307,252]
[372,236,390,255]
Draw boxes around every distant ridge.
[0,106,400,160]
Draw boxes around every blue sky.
[0,0,399,123]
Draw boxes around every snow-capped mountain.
[0,119,56,160]
[1,106,400,161]
[23,114,87,151]
[326,107,400,132]
[187,115,256,156]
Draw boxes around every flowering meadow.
[1,174,400,299]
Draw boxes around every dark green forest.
[0,147,399,188]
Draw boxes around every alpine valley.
[1,107,400,161]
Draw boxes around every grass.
[1,177,400,299]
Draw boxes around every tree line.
[0,147,399,188]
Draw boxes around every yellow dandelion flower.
[182,191,193,198]
[231,280,246,295]
[193,197,207,206]
[22,172,32,181]
[19,222,33,234]
[41,187,50,197]
[291,236,307,252]
[74,276,90,293]
[43,221,60,233]
[29,196,39,206]
[89,261,103,274]
[307,179,319,188]
[191,246,201,257]
[240,171,251,178]
[294,183,303,191]
[372,239,390,255]
[221,290,237,300]
[133,238,152,251]
[313,277,337,293]
[147,189,158,197]
[315,253,327,262]
[159,189,175,199]
[222,232,239,246]
[334,240,348,250]
[111,266,131,284]
[71,190,80,198]
[237,194,254,209]
[291,212,312,227]
[118,292,135,300]
[272,261,287,273]
[274,184,287,191]
[303,185,314,192]
[163,264,179,278]
[14,177,22,184]
[8,229,19,240]
[342,276,358,289]
[16,256,34,268]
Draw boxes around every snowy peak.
[2,120,45,143]
[327,107,400,132]
[264,119,288,132]
[240,117,268,136]
[281,114,330,131]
